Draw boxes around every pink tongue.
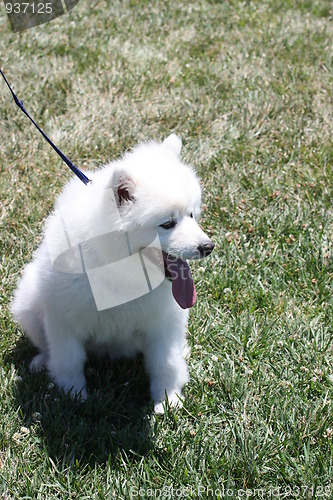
[165,256,196,309]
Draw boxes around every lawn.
[0,0,332,497]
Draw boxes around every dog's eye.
[159,220,177,230]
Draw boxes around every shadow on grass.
[5,336,156,466]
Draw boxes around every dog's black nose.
[198,242,215,258]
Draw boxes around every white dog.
[11,134,214,413]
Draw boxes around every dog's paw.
[58,384,88,402]
[69,385,88,401]
[154,392,184,414]
[29,353,47,372]
[52,373,88,401]
[154,401,166,414]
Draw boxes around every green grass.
[1,0,332,497]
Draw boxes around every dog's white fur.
[11,134,213,413]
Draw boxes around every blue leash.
[0,67,91,185]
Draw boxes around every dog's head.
[101,134,214,309]
[110,134,214,261]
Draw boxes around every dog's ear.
[162,134,182,157]
[115,171,136,206]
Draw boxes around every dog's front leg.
[44,313,88,399]
[143,323,190,414]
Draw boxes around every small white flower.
[324,428,333,438]
[13,375,22,385]
[13,426,30,443]
[32,412,42,423]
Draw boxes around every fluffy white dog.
[11,134,214,413]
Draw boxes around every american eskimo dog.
[11,134,214,413]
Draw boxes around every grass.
[0,0,332,497]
